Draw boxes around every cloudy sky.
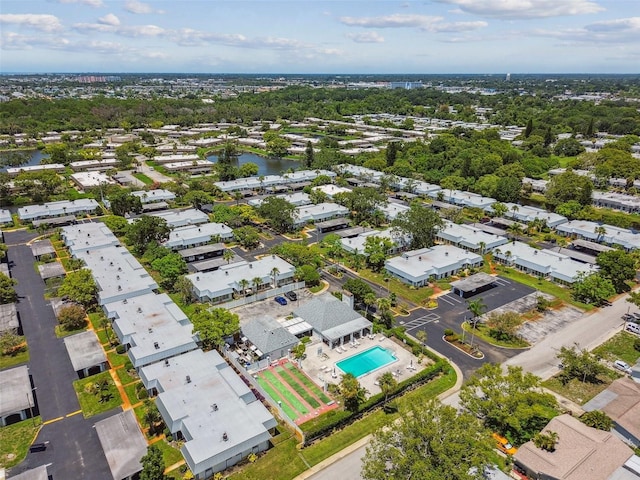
[1,0,638,74]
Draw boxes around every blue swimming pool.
[336,346,397,378]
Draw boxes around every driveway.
[5,231,113,480]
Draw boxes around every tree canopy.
[545,170,593,210]
[392,202,443,250]
[126,215,171,254]
[58,269,97,308]
[191,307,239,351]
[258,197,295,233]
[108,190,142,217]
[596,249,636,294]
[0,272,18,305]
[361,399,493,480]
[572,272,616,306]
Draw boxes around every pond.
[206,152,300,176]
[0,150,49,173]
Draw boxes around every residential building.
[378,202,410,221]
[583,377,640,447]
[0,209,13,226]
[499,203,568,228]
[132,189,176,204]
[153,154,200,164]
[18,199,100,222]
[74,246,159,305]
[248,192,312,208]
[385,245,483,286]
[6,163,65,177]
[411,180,442,196]
[312,184,352,199]
[103,293,198,369]
[241,317,299,360]
[522,177,548,193]
[513,414,639,480]
[0,365,35,426]
[95,410,147,480]
[293,294,372,348]
[143,208,209,228]
[163,160,214,174]
[293,203,349,227]
[340,228,409,255]
[0,303,19,335]
[70,171,115,189]
[186,256,296,304]
[556,220,640,251]
[139,349,276,479]
[335,164,386,183]
[61,222,120,255]
[178,243,226,263]
[436,221,508,253]
[592,191,640,214]
[69,158,118,171]
[29,239,56,261]
[164,223,233,250]
[492,241,597,285]
[63,330,109,379]
[427,189,496,209]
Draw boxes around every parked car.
[285,291,297,301]
[274,296,287,306]
[492,433,517,455]
[614,360,632,374]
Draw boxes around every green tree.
[295,264,321,287]
[191,307,239,351]
[57,304,87,331]
[151,253,187,291]
[377,371,397,403]
[343,278,374,304]
[174,276,194,305]
[364,235,393,272]
[339,373,367,413]
[103,215,130,236]
[270,242,323,268]
[490,201,508,218]
[140,445,166,480]
[545,170,593,210]
[0,272,18,304]
[554,138,585,157]
[126,216,170,254]
[460,364,559,445]
[238,162,259,178]
[0,243,8,260]
[292,342,306,360]
[385,141,399,167]
[596,249,636,293]
[335,187,386,225]
[183,190,213,210]
[108,190,142,217]
[494,176,522,203]
[580,410,613,431]
[572,272,616,306]
[391,202,444,250]
[258,197,295,233]
[467,298,487,328]
[361,399,492,480]
[532,431,558,452]
[58,269,97,308]
[304,141,314,168]
[524,119,533,138]
[363,292,377,317]
[266,136,291,157]
[557,344,606,384]
[233,226,261,249]
[222,249,235,264]
[487,311,522,341]
[0,331,26,356]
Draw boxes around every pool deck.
[297,335,427,399]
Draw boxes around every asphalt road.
[5,230,113,480]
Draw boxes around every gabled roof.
[242,317,298,355]
[294,295,362,332]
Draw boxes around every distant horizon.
[1,0,638,74]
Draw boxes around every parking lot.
[231,286,316,326]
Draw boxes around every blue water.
[206,152,299,176]
[0,150,49,173]
[336,346,397,378]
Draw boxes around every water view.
[0,150,49,173]
[206,151,300,176]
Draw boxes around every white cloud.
[436,0,604,19]
[425,20,488,32]
[531,17,640,44]
[57,0,104,7]
[73,22,165,37]
[586,17,640,33]
[0,32,70,49]
[98,14,120,26]
[339,14,442,28]
[0,14,63,32]
[346,31,385,43]
[124,0,162,14]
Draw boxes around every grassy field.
[495,265,592,311]
[0,417,41,469]
[154,439,184,469]
[262,370,309,415]
[88,312,113,346]
[107,350,130,367]
[461,322,530,349]
[228,368,456,480]
[284,363,332,403]
[0,346,29,370]
[355,267,433,306]
[133,172,154,185]
[116,365,139,386]
[593,331,640,365]
[276,367,321,409]
[54,324,87,338]
[73,371,123,418]
[542,368,621,405]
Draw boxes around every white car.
[614,360,632,374]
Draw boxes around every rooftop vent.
[148,327,153,333]
[154,342,159,350]
[116,275,120,280]
[445,251,449,256]
[212,403,218,411]
[196,276,200,281]
[164,359,169,367]
[109,261,113,266]
[225,271,229,276]
[137,307,142,313]
[117,285,122,291]
[186,375,191,383]
[100,256,104,261]
[249,264,253,269]
[222,432,228,442]
[123,299,128,304]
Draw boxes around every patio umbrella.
[410,359,413,368]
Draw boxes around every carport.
[450,272,497,298]
[316,217,349,233]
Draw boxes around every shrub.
[115,344,126,354]
[58,304,87,331]
[634,338,640,352]
[444,328,454,337]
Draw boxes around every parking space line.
[66,410,82,418]
[43,416,64,425]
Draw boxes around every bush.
[124,360,134,371]
[58,304,87,331]
[444,328,454,337]
[634,338,640,352]
[115,344,126,354]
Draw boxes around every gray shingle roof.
[293,295,371,341]
[242,317,298,355]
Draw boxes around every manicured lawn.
[107,350,130,367]
[262,370,309,415]
[124,383,142,405]
[116,365,139,386]
[73,371,123,418]
[542,368,621,405]
[308,283,325,294]
[0,346,29,370]
[256,376,298,420]
[276,367,321,409]
[593,331,640,365]
[54,324,87,338]
[154,439,184,468]
[133,172,154,185]
[461,322,530,349]
[284,363,332,403]
[495,266,592,311]
[88,312,114,346]
[0,416,41,469]
[356,267,433,306]
[229,368,456,480]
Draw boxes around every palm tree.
[377,297,391,314]
[491,202,508,218]
[238,278,249,297]
[251,277,262,295]
[364,293,377,317]
[416,330,427,353]
[222,249,234,264]
[478,241,486,255]
[510,204,520,217]
[594,225,607,242]
[233,191,243,206]
[507,222,523,240]
[377,371,397,404]
[466,298,487,329]
[270,267,280,288]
